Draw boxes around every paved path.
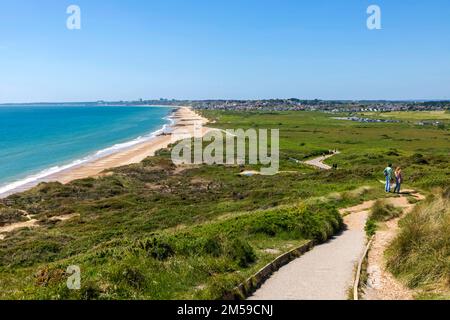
[303,151,340,170]
[249,205,368,300]
[248,192,422,300]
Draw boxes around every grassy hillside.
[1,199,344,300]
[386,189,450,300]
[0,155,372,299]
[0,110,448,299]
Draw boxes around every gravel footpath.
[303,152,340,170]
[249,207,368,300]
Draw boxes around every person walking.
[383,164,393,193]
[394,167,403,194]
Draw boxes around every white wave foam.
[0,116,175,198]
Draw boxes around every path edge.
[222,240,315,300]
[353,236,374,300]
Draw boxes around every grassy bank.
[386,189,450,300]
[365,200,403,236]
[1,200,342,299]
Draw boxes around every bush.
[202,237,223,257]
[370,200,402,222]
[364,200,402,237]
[248,204,342,243]
[0,208,27,226]
[121,266,146,289]
[137,237,174,261]
[411,153,429,165]
[34,267,66,287]
[225,238,256,268]
[365,218,377,237]
[80,281,102,300]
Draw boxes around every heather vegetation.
[0,110,448,299]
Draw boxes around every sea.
[0,104,175,197]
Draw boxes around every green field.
[203,110,449,189]
[359,110,450,122]
[0,110,449,299]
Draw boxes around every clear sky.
[1,0,450,102]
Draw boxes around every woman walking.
[394,167,403,194]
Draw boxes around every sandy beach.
[0,107,209,197]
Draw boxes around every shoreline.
[0,107,209,198]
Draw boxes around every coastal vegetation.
[0,110,448,299]
[386,189,450,300]
[365,200,402,236]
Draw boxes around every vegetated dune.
[386,188,450,299]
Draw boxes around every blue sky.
[1,0,450,102]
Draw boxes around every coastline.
[0,107,209,198]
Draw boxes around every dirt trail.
[0,220,38,240]
[363,191,425,300]
[249,191,423,300]
[0,212,80,241]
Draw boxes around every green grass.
[386,189,450,300]
[364,200,403,237]
[0,153,374,300]
[201,110,450,189]
[370,199,402,222]
[0,199,342,299]
[0,110,448,299]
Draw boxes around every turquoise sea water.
[0,105,174,195]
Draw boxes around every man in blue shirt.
[383,164,393,192]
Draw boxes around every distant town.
[3,99,450,113]
[102,98,450,113]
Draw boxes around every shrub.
[386,149,400,156]
[121,266,146,289]
[35,267,66,287]
[0,208,27,226]
[365,218,377,237]
[80,281,102,300]
[370,200,402,222]
[137,237,174,261]
[201,237,223,257]
[225,238,256,268]
[248,204,342,242]
[364,200,403,237]
[411,153,429,165]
